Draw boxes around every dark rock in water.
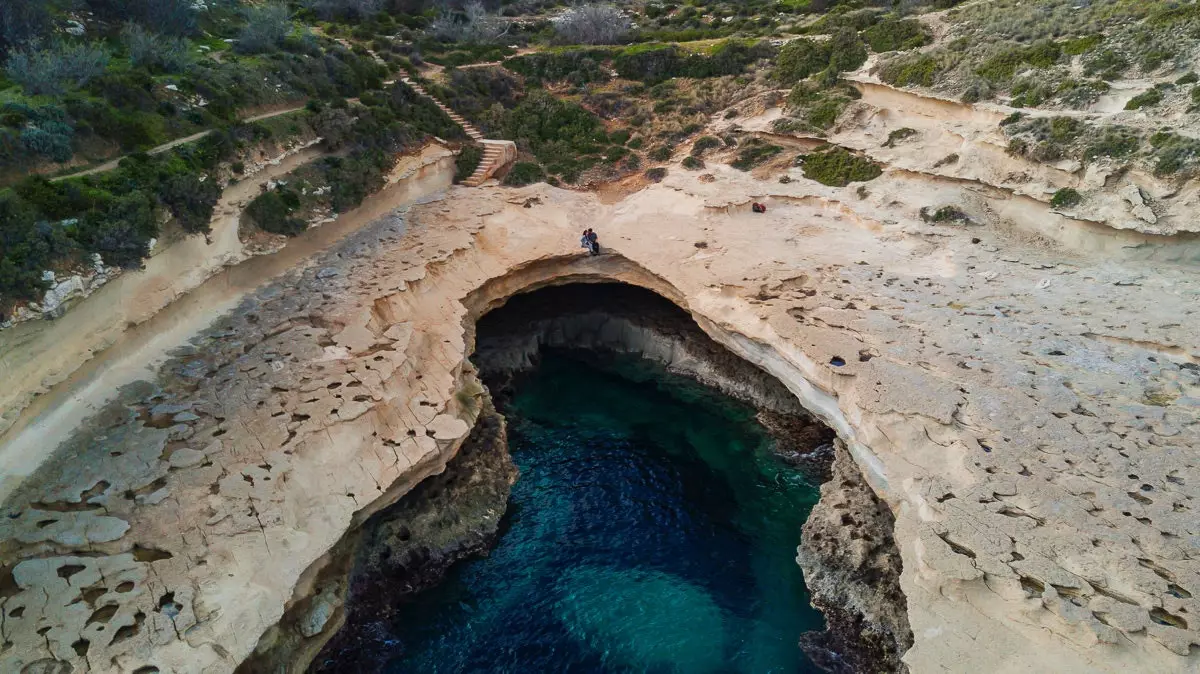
[756,409,837,484]
[309,395,517,672]
[798,440,913,674]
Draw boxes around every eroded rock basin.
[305,282,870,672]
[317,349,828,672]
[1,180,1197,674]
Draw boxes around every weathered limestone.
[0,156,1197,674]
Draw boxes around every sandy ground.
[0,67,1198,674]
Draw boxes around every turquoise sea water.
[382,351,825,673]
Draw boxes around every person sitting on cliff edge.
[581,228,600,256]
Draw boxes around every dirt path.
[51,105,308,182]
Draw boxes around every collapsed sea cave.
[254,278,912,674]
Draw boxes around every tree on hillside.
[553,4,631,45]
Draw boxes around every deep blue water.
[382,351,824,673]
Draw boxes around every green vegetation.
[1049,187,1082,208]
[729,137,781,170]
[691,136,721,156]
[645,166,667,182]
[785,80,859,132]
[976,40,1061,83]
[878,53,940,87]
[862,18,929,53]
[1148,131,1200,177]
[883,127,917,148]
[246,187,306,236]
[503,161,546,186]
[920,205,970,223]
[681,156,704,170]
[1125,87,1165,110]
[774,29,866,84]
[455,144,484,183]
[613,40,774,83]
[799,147,881,186]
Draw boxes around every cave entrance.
[413,282,835,671]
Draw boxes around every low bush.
[553,4,631,45]
[246,188,306,236]
[121,24,193,74]
[800,147,881,186]
[1049,187,1082,208]
[506,49,614,85]
[1083,49,1128,80]
[920,205,970,223]
[1125,88,1164,110]
[862,18,928,53]
[645,166,667,182]
[976,40,1060,83]
[503,161,545,186]
[691,136,721,156]
[775,29,865,84]
[1149,131,1200,176]
[455,144,484,183]
[730,138,781,170]
[237,4,291,55]
[878,53,939,87]
[882,127,917,147]
[616,40,773,83]
[5,41,110,96]
[681,156,704,170]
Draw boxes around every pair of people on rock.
[580,228,600,256]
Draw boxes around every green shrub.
[1125,88,1164,110]
[5,41,110,96]
[862,18,928,53]
[1177,72,1199,85]
[1063,35,1102,56]
[883,127,917,147]
[121,23,193,74]
[237,3,291,54]
[648,146,671,161]
[503,161,545,186]
[681,155,704,170]
[775,38,829,83]
[920,205,970,223]
[878,53,939,87]
[1084,49,1128,80]
[161,173,220,234]
[1083,127,1140,160]
[455,144,484,183]
[800,147,881,186]
[645,167,667,182]
[977,40,1060,83]
[691,136,721,156]
[1050,187,1082,208]
[246,188,305,236]
[323,150,390,212]
[1149,131,1200,176]
[730,138,782,170]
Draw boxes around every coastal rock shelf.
[0,177,1197,673]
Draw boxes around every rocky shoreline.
[470,281,908,673]
[240,380,516,673]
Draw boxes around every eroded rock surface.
[799,439,912,673]
[0,167,1197,674]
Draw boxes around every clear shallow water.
[383,351,824,673]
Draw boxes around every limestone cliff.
[798,439,913,673]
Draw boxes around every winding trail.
[51,106,309,182]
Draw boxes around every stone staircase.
[401,77,515,186]
[402,77,484,141]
